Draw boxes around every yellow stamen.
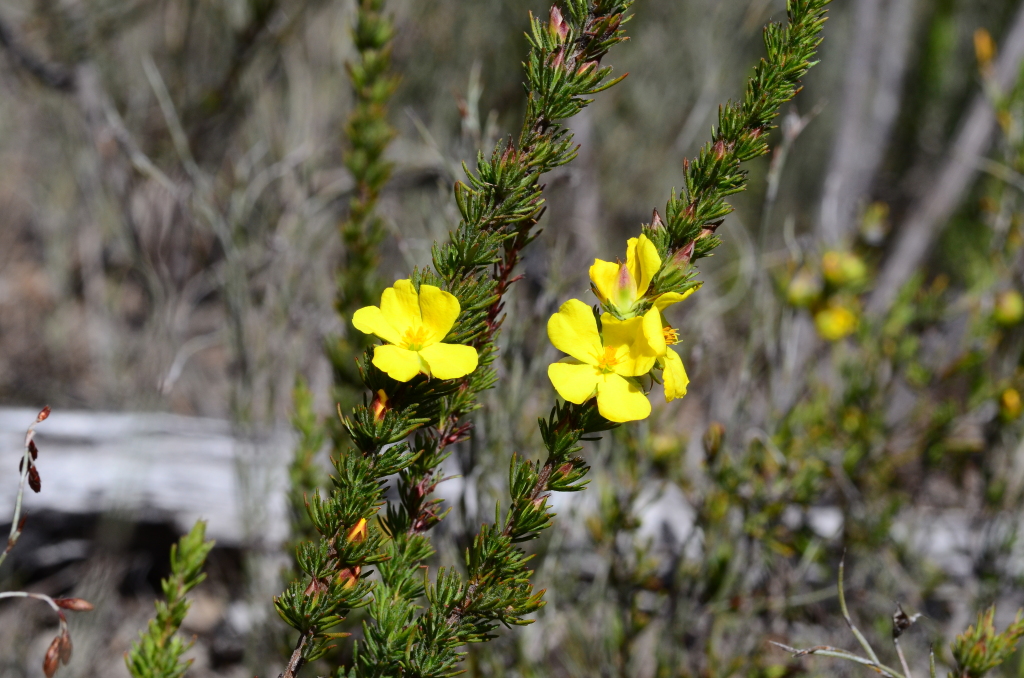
[401,326,430,351]
[595,345,621,373]
[663,326,680,345]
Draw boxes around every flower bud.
[371,389,389,422]
[43,636,61,678]
[346,518,368,544]
[786,268,822,307]
[702,422,725,463]
[975,28,995,69]
[821,251,867,287]
[54,598,94,612]
[336,566,361,589]
[549,6,569,43]
[650,209,664,230]
[994,290,1024,326]
[1001,388,1022,421]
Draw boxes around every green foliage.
[950,607,1024,678]
[125,521,215,678]
[280,0,834,676]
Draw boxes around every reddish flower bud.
[28,465,41,493]
[549,6,569,42]
[651,209,664,230]
[336,566,362,589]
[43,636,61,678]
[37,406,51,423]
[29,439,38,460]
[370,389,389,422]
[58,630,72,664]
[54,598,95,612]
[346,518,368,544]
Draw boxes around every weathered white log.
[0,408,293,546]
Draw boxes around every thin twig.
[770,641,906,678]
[895,637,914,678]
[838,556,882,666]
[1,407,50,570]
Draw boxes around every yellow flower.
[1001,388,1022,421]
[590,234,691,317]
[546,298,661,422]
[654,324,689,402]
[814,305,857,341]
[821,251,867,287]
[352,280,478,382]
[994,290,1024,327]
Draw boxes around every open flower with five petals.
[589,234,692,317]
[352,280,478,382]
[546,299,662,422]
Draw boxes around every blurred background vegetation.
[6,0,1024,676]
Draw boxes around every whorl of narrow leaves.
[950,607,1024,678]
[125,521,214,678]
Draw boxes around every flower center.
[663,326,680,345]
[596,345,622,373]
[402,326,430,351]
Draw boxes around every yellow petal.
[548,360,600,404]
[654,288,696,311]
[372,345,426,382]
[640,307,666,357]
[379,280,422,336]
[418,284,461,344]
[589,259,620,305]
[352,305,403,345]
[547,299,602,365]
[601,312,658,377]
[663,347,689,402]
[627,234,662,298]
[419,342,479,380]
[596,374,651,422]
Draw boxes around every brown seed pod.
[43,636,61,678]
[54,598,95,612]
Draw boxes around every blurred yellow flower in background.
[821,251,867,287]
[353,279,478,382]
[546,298,661,422]
[814,305,858,342]
[993,290,1024,327]
[1001,388,1022,421]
